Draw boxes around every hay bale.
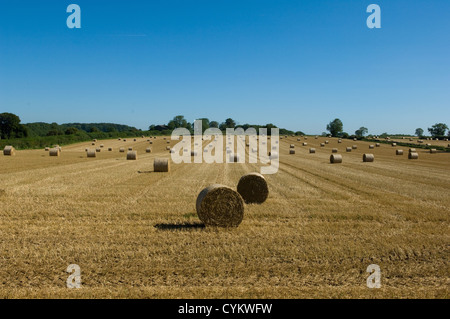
[166,146,171,150]
[96,148,101,152]
[363,154,374,162]
[237,173,268,204]
[309,148,316,153]
[325,140,329,144]
[392,143,397,147]
[376,143,380,147]
[49,148,60,156]
[146,148,152,153]
[167,140,170,144]
[396,150,404,155]
[289,149,295,154]
[304,137,308,140]
[369,145,374,149]
[87,150,96,158]
[154,158,170,172]
[353,138,357,141]
[149,141,153,144]
[338,139,342,143]
[331,148,338,153]
[196,184,244,227]
[297,138,301,141]
[302,142,308,146]
[290,144,295,148]
[134,139,137,142]
[93,139,97,142]
[330,154,342,163]
[408,152,419,159]
[430,149,437,154]
[45,147,50,151]
[127,151,137,160]
[119,148,125,152]
[108,148,113,151]
[3,146,15,156]
[346,147,352,152]
[409,148,416,153]
[352,145,357,149]
[100,144,104,148]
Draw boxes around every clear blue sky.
[1,0,449,135]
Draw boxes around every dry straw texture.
[49,148,60,157]
[409,152,419,160]
[154,158,170,172]
[127,151,137,160]
[196,184,245,227]
[237,173,269,204]
[87,150,96,158]
[3,146,15,156]
[363,154,375,162]
[330,154,342,163]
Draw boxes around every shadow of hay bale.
[154,222,205,231]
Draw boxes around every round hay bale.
[331,148,338,153]
[85,148,88,152]
[363,154,374,162]
[108,148,113,151]
[353,138,357,141]
[408,152,419,160]
[352,145,357,149]
[237,173,268,204]
[289,149,295,154]
[93,139,97,142]
[166,146,171,150]
[376,143,380,147]
[149,141,153,144]
[297,138,301,141]
[3,146,15,156]
[119,148,125,152]
[123,139,127,142]
[430,149,437,154]
[396,150,404,155]
[100,144,104,148]
[49,148,60,156]
[325,140,329,144]
[96,148,101,152]
[346,147,352,152]
[338,139,342,143]
[127,151,137,160]
[154,158,170,172]
[309,148,316,153]
[409,148,416,153]
[290,144,295,148]
[392,143,397,147]
[304,137,308,140]
[167,140,170,144]
[45,147,50,151]
[87,150,96,158]
[369,145,374,149]
[302,142,308,146]
[320,143,325,147]
[92,142,96,145]
[134,139,137,142]
[330,154,342,163]
[146,148,152,153]
[196,184,244,227]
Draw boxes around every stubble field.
[0,136,448,298]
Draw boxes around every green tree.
[415,128,424,137]
[355,127,368,137]
[209,121,219,128]
[0,112,28,139]
[428,123,448,137]
[219,118,236,130]
[65,127,78,135]
[326,119,343,137]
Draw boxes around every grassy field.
[0,136,448,298]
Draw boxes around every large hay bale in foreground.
[154,158,170,172]
[3,146,15,156]
[49,148,60,156]
[87,150,96,158]
[127,151,137,160]
[408,152,419,160]
[363,154,374,162]
[196,184,245,227]
[330,154,342,163]
[237,173,268,204]
[396,150,404,155]
[309,148,316,153]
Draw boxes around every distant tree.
[380,132,388,138]
[295,131,305,136]
[89,127,99,133]
[149,124,156,131]
[355,127,368,137]
[219,118,236,130]
[0,112,28,139]
[326,119,343,137]
[209,121,219,128]
[341,132,349,138]
[65,127,78,135]
[47,129,62,136]
[428,123,448,137]
[415,128,424,137]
